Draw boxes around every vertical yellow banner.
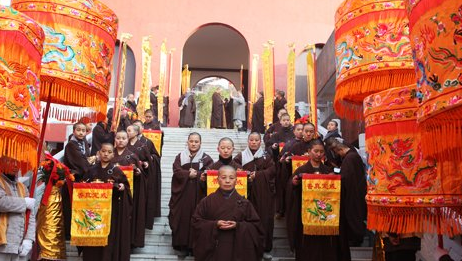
[113,33,132,130]
[306,45,317,131]
[287,44,296,123]
[248,54,259,127]
[158,40,167,124]
[262,44,274,127]
[137,36,153,121]
[181,64,191,95]
[118,165,134,196]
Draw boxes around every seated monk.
[192,165,265,261]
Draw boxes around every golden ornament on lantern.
[334,0,415,118]
[364,85,461,236]
[0,6,45,171]
[406,0,462,170]
[11,0,119,119]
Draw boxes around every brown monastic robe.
[127,139,157,229]
[112,148,147,247]
[178,93,196,128]
[233,148,276,252]
[251,96,265,134]
[192,189,265,261]
[168,150,213,251]
[81,163,132,261]
[210,92,225,128]
[263,122,282,145]
[63,136,91,239]
[143,120,161,130]
[291,162,350,261]
[277,138,302,216]
[273,97,287,123]
[139,135,162,218]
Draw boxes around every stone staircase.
[66,127,372,260]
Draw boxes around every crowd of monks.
[60,92,367,261]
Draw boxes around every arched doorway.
[182,23,249,128]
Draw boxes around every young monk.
[81,143,131,261]
[133,121,162,219]
[168,132,214,257]
[111,130,146,248]
[192,165,265,261]
[143,109,161,130]
[263,108,288,145]
[267,113,294,153]
[290,139,350,261]
[127,124,158,228]
[63,122,92,239]
[232,132,276,259]
[207,137,242,171]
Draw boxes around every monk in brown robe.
[133,121,162,218]
[178,90,196,128]
[290,139,350,261]
[112,130,147,248]
[207,138,242,171]
[285,122,318,251]
[168,132,214,257]
[263,108,287,145]
[210,89,225,129]
[192,165,265,261]
[232,132,276,259]
[251,92,265,134]
[63,122,93,239]
[143,109,161,130]
[81,143,132,261]
[325,137,367,248]
[127,125,158,229]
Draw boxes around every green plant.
[194,86,230,128]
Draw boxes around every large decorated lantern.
[0,6,45,171]
[11,0,119,118]
[406,0,462,171]
[364,85,462,236]
[334,0,415,118]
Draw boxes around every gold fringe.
[40,77,108,122]
[367,205,462,237]
[0,129,38,174]
[70,236,108,247]
[334,70,415,119]
[303,225,339,236]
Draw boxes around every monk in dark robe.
[81,143,132,261]
[178,91,196,128]
[150,85,159,118]
[210,89,225,129]
[273,90,287,123]
[206,138,242,171]
[127,125,158,229]
[267,113,294,156]
[112,130,147,248]
[290,139,349,261]
[251,92,265,134]
[224,98,234,129]
[168,132,214,257]
[133,121,162,218]
[284,122,317,251]
[325,137,367,247]
[192,165,265,261]
[275,122,303,217]
[91,117,115,156]
[143,109,161,130]
[232,132,276,259]
[125,94,137,113]
[63,122,92,239]
[263,108,287,145]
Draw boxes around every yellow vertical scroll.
[248,54,259,127]
[137,36,153,121]
[262,43,274,127]
[113,33,132,130]
[306,45,317,131]
[158,40,167,124]
[181,64,191,95]
[287,43,296,123]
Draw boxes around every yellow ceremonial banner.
[306,45,317,132]
[291,156,310,174]
[302,174,341,235]
[137,36,152,121]
[118,165,134,196]
[248,54,259,127]
[113,34,132,130]
[143,129,162,155]
[71,183,113,246]
[206,170,248,198]
[262,44,274,127]
[181,64,191,95]
[158,40,167,124]
[287,44,296,123]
